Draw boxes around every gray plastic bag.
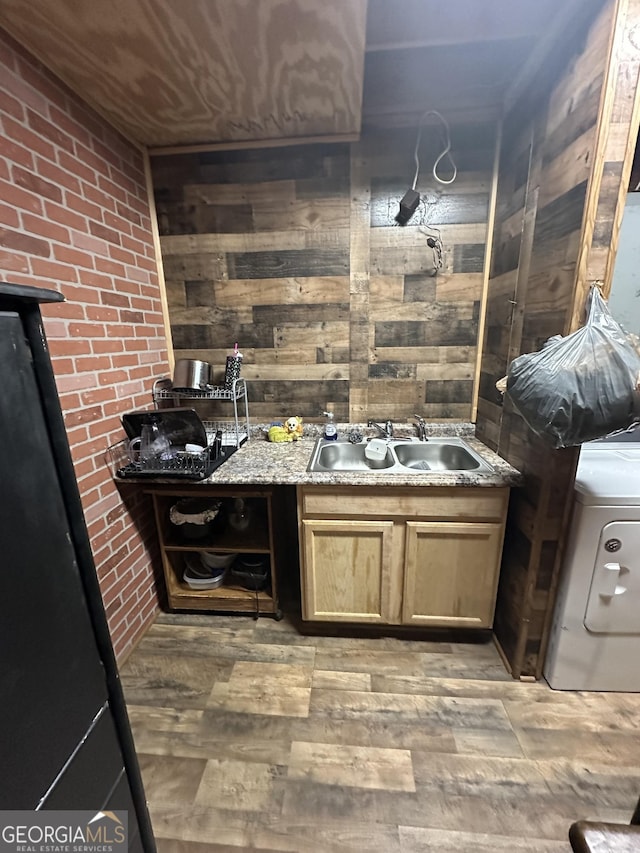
[505,286,640,448]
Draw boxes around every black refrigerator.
[0,282,155,852]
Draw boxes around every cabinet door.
[301,519,394,622]
[402,521,504,628]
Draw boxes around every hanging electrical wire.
[396,110,457,226]
[420,225,443,275]
[412,110,457,190]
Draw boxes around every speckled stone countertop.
[198,423,522,488]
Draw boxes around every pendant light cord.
[412,110,457,190]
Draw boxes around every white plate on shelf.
[183,553,226,588]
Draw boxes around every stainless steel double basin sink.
[307,436,494,474]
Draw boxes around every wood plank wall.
[150,124,495,423]
[570,0,640,323]
[476,0,617,678]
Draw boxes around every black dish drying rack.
[108,407,240,481]
[108,440,237,481]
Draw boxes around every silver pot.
[173,359,211,390]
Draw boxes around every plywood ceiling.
[0,0,367,147]
[0,0,582,148]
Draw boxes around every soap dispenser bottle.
[323,411,338,441]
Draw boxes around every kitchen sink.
[393,441,486,471]
[307,437,494,474]
[312,441,394,471]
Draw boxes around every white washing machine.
[544,438,640,691]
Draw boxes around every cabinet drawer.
[299,485,508,521]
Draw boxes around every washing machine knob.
[604,538,622,552]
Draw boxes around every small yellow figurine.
[267,417,304,442]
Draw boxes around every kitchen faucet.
[413,414,428,441]
[367,419,394,439]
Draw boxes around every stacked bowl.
[183,551,235,589]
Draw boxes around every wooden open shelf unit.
[148,485,282,619]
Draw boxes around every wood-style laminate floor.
[120,612,640,852]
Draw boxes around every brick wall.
[0,30,171,661]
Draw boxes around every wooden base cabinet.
[298,485,509,629]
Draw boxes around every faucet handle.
[413,414,428,440]
[367,419,393,439]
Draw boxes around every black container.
[169,498,223,541]
[224,354,242,391]
[121,407,207,448]
[229,555,270,591]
